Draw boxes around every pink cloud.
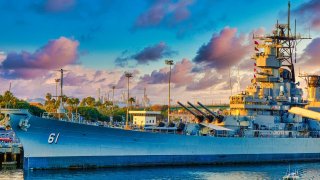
[193,27,250,71]
[171,58,194,87]
[294,0,320,30]
[298,37,320,70]
[186,70,220,91]
[115,70,140,89]
[1,37,79,79]
[139,58,193,87]
[168,0,193,22]
[134,0,194,28]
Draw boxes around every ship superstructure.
[178,2,320,139]
[5,2,320,170]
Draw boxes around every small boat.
[283,165,300,180]
[0,137,12,143]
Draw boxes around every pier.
[0,130,23,170]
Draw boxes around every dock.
[0,130,23,170]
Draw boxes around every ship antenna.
[55,68,68,115]
[294,19,297,63]
[237,66,241,93]
[287,0,296,82]
[229,66,232,95]
[287,0,290,38]
[60,69,64,98]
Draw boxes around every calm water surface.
[1,163,320,180]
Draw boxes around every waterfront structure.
[129,111,161,127]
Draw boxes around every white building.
[129,111,161,127]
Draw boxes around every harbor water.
[1,162,319,179]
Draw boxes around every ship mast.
[57,68,67,114]
[254,1,310,83]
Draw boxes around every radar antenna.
[253,1,311,82]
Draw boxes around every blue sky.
[0,0,319,103]
[0,0,308,70]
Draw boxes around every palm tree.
[73,98,80,116]
[45,93,52,103]
[85,97,95,107]
[128,97,135,108]
[3,91,14,108]
[0,95,4,108]
[66,98,74,114]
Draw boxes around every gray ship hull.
[10,114,320,170]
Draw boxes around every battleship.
[4,2,320,170]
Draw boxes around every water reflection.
[1,162,319,180]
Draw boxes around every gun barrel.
[177,101,204,122]
[188,101,214,122]
[197,102,217,117]
[177,101,198,117]
[197,101,224,123]
[187,102,207,116]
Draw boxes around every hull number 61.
[48,133,60,144]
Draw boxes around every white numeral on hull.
[48,133,60,144]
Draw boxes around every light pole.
[112,85,115,113]
[125,72,133,129]
[165,60,174,124]
[55,79,60,101]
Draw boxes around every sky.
[0,0,320,105]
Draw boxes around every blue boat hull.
[24,153,320,169]
[9,114,320,170]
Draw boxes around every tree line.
[0,91,171,122]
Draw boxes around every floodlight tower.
[165,59,174,124]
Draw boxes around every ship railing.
[246,130,320,138]
[143,126,178,134]
[41,112,83,123]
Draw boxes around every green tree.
[78,106,101,120]
[74,98,80,115]
[80,97,96,107]
[3,91,15,108]
[44,93,56,112]
[86,97,95,107]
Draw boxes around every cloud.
[134,0,194,28]
[186,70,220,91]
[139,58,193,87]
[115,42,177,67]
[30,0,114,21]
[193,27,250,71]
[32,0,76,13]
[293,0,320,30]
[64,72,90,86]
[114,70,140,89]
[132,1,221,39]
[0,37,79,79]
[0,52,5,63]
[298,37,320,71]
[132,42,177,64]
[0,64,128,101]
